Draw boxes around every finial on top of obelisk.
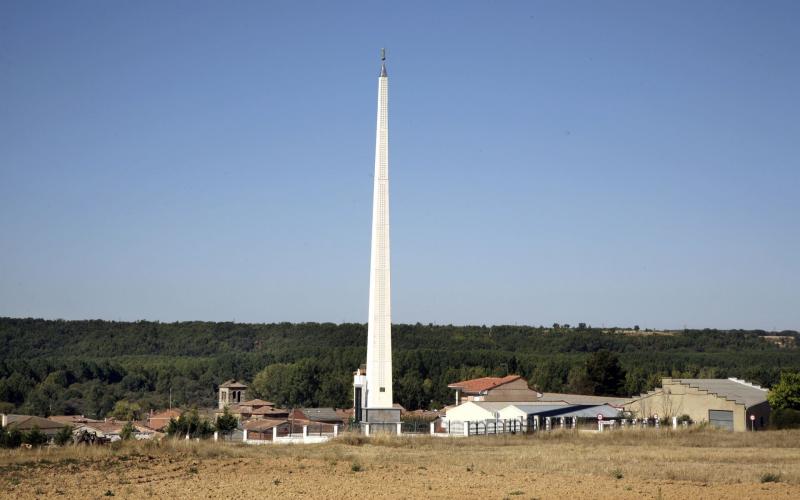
[380,48,387,77]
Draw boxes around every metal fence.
[401,420,432,434]
[442,416,695,436]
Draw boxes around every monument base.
[361,408,401,434]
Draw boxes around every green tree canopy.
[215,407,238,433]
[166,409,214,439]
[54,425,73,446]
[768,372,800,410]
[1,427,23,448]
[120,421,136,440]
[585,350,626,396]
[22,425,48,446]
[110,400,142,421]
[0,318,797,414]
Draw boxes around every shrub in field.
[120,422,135,441]
[215,407,238,434]
[770,408,800,429]
[768,372,800,410]
[54,425,73,446]
[760,472,781,483]
[2,427,23,448]
[166,409,214,439]
[22,426,48,447]
[338,434,368,446]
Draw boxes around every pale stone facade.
[624,377,770,432]
[218,380,247,410]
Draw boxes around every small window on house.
[380,387,385,392]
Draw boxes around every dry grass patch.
[1,429,799,499]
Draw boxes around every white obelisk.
[364,49,397,425]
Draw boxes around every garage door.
[709,410,734,430]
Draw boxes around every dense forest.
[0,318,798,419]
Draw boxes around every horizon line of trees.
[1,318,798,418]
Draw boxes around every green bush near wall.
[770,408,800,429]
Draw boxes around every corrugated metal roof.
[299,408,342,422]
[672,378,767,407]
[540,393,631,407]
[502,405,567,415]
[536,404,621,419]
[454,402,620,420]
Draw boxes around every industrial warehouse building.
[444,400,567,423]
[443,375,772,433]
[624,377,770,431]
[443,401,620,426]
[442,376,625,434]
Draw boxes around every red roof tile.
[48,415,103,425]
[249,407,288,416]
[243,418,289,431]
[447,375,522,394]
[149,409,182,420]
[238,399,274,408]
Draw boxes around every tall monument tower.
[354,49,400,430]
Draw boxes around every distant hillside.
[0,317,797,418]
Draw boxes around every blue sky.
[1,1,798,329]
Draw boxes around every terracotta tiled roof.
[243,418,288,431]
[6,415,67,431]
[131,422,160,435]
[147,409,182,431]
[78,421,126,435]
[336,408,354,419]
[48,415,103,425]
[447,375,522,394]
[238,399,274,408]
[249,407,288,416]
[219,379,248,389]
[149,409,182,420]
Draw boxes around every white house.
[497,404,570,421]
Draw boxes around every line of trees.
[1,318,797,417]
[0,425,73,448]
